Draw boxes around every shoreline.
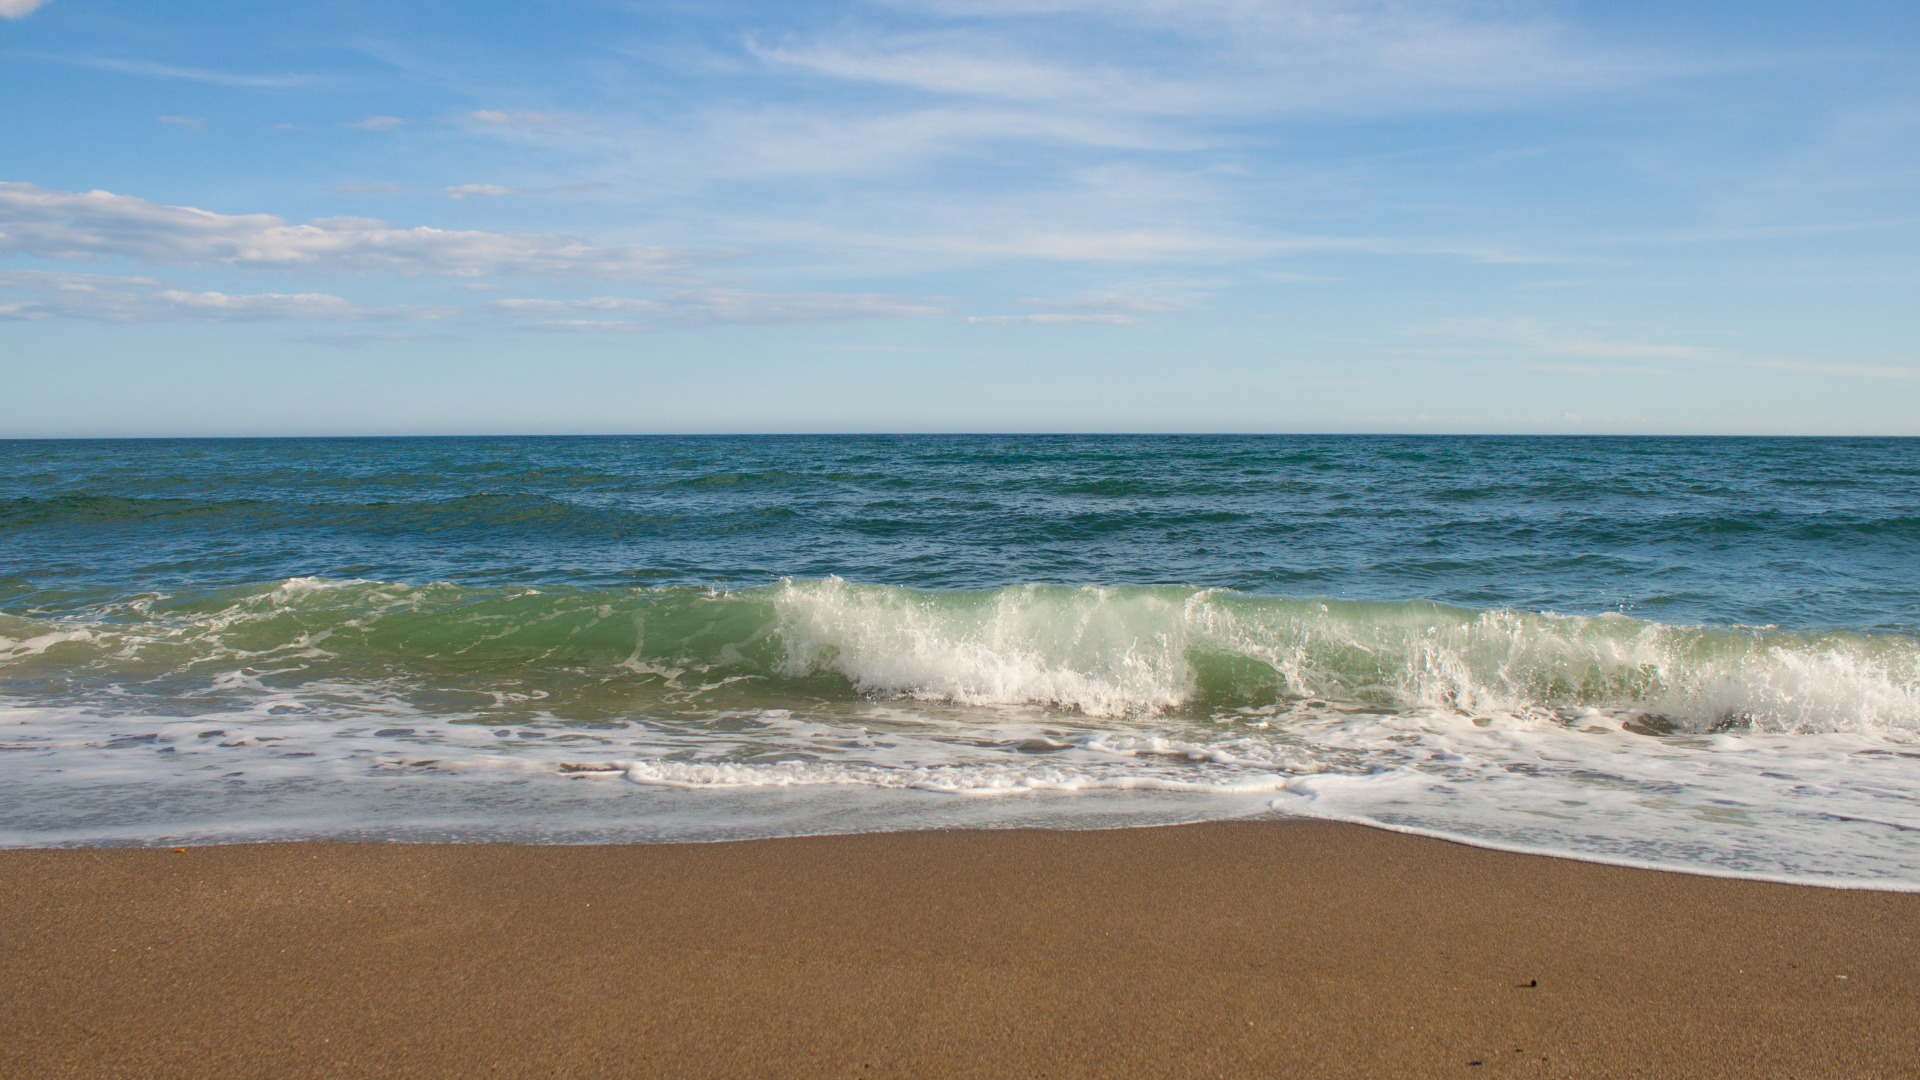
[6,819,1918,1078]
[10,808,1920,894]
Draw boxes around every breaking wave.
[4,576,1915,735]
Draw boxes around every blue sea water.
[2,435,1917,884]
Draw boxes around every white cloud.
[690,105,1191,177]
[158,116,206,131]
[1752,358,1920,382]
[343,116,406,131]
[0,271,936,330]
[851,226,1292,261]
[445,184,519,200]
[1016,296,1182,312]
[672,288,944,325]
[435,4,1658,271]
[749,38,1151,107]
[444,182,609,200]
[513,319,646,333]
[757,2,1643,120]
[0,270,452,323]
[487,296,665,317]
[0,182,697,280]
[487,289,944,328]
[467,111,581,127]
[296,332,462,348]
[330,182,405,194]
[965,295,1184,323]
[968,312,1142,324]
[0,0,53,17]
[48,56,317,88]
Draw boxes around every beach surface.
[4,820,1917,1079]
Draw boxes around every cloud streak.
[444,182,609,200]
[0,271,452,323]
[756,1,1650,122]
[433,1,1682,278]
[968,313,1142,325]
[467,111,582,128]
[41,55,318,88]
[1016,296,1182,313]
[0,182,699,280]
[487,289,944,328]
[1751,358,1920,383]
[465,0,1671,199]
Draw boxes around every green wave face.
[3,577,1917,734]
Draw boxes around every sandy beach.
[3,820,1917,1078]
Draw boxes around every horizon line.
[4,432,1915,442]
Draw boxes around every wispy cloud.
[0,271,934,329]
[330,182,405,194]
[968,313,1142,325]
[755,1,1651,121]
[158,116,206,131]
[670,288,944,325]
[1752,358,1920,382]
[965,295,1184,323]
[840,225,1303,262]
[0,0,53,19]
[1016,296,1182,313]
[749,38,1151,107]
[466,111,582,128]
[444,185,519,200]
[0,182,701,280]
[433,3,1672,275]
[342,116,406,131]
[488,289,944,328]
[296,331,463,348]
[0,270,452,323]
[487,297,664,317]
[444,182,609,200]
[45,55,317,88]
[656,104,1196,179]
[510,319,645,333]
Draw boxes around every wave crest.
[3,576,1916,734]
[765,579,1920,733]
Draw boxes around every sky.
[2,0,1917,436]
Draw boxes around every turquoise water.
[3,436,1918,883]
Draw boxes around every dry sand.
[4,820,1917,1078]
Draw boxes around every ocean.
[3,435,1917,885]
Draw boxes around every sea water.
[2,435,1916,886]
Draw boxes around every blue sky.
[2,0,1916,435]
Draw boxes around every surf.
[5,576,1916,736]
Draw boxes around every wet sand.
[4,820,1917,1078]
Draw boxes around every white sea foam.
[5,686,1919,887]
[764,578,1920,735]
[4,577,1919,884]
[770,581,1195,716]
[0,628,96,659]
